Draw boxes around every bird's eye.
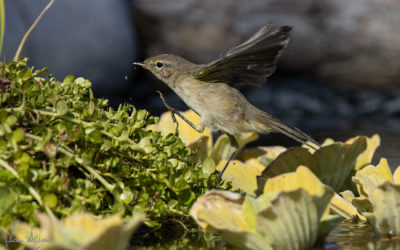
[156,62,164,68]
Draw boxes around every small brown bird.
[135,24,320,183]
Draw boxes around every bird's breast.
[172,78,251,134]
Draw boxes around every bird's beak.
[133,62,147,68]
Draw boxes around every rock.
[134,0,400,87]
[384,98,400,115]
[4,0,138,98]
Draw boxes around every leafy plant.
[11,212,144,250]
[190,186,341,250]
[341,158,400,236]
[257,135,380,192]
[0,57,224,229]
[187,133,386,249]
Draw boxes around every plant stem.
[25,132,116,192]
[0,159,43,205]
[7,106,140,146]
[0,158,57,220]
[0,0,5,57]
[57,147,115,192]
[13,0,55,61]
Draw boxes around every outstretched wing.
[193,25,292,88]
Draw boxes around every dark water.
[132,221,400,249]
[324,221,400,250]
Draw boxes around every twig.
[168,218,189,239]
[147,190,160,213]
[14,0,55,61]
[0,0,5,57]
[129,190,140,207]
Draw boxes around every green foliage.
[258,136,372,192]
[342,158,400,236]
[0,57,224,229]
[190,188,341,250]
[11,212,144,250]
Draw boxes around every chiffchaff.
[135,24,319,183]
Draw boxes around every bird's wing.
[193,25,292,88]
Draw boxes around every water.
[324,221,400,250]
[132,221,400,249]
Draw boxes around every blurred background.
[5,0,400,166]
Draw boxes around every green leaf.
[12,128,25,143]
[0,139,7,153]
[201,157,216,179]
[353,158,392,198]
[190,189,337,250]
[75,77,92,88]
[258,137,367,192]
[256,189,334,250]
[56,99,68,115]
[18,67,32,81]
[43,142,57,158]
[242,196,262,233]
[87,129,103,144]
[63,74,75,84]
[370,182,400,236]
[33,66,48,76]
[179,189,195,204]
[89,100,95,115]
[43,193,58,208]
[119,187,134,205]
[109,126,122,137]
[168,199,178,208]
[0,185,17,215]
[144,219,161,228]
[175,179,190,191]
[5,115,17,126]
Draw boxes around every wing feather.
[194,25,292,88]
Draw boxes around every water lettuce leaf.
[371,182,400,236]
[190,187,341,250]
[258,136,375,192]
[11,213,144,250]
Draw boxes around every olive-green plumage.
[135,25,319,148]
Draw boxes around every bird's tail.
[250,107,321,150]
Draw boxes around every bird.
[134,24,320,183]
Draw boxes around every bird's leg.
[157,91,197,134]
[216,134,239,184]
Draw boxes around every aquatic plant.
[190,167,342,250]
[11,212,143,250]
[342,158,400,236]
[0,58,224,230]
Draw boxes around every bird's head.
[134,54,196,84]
